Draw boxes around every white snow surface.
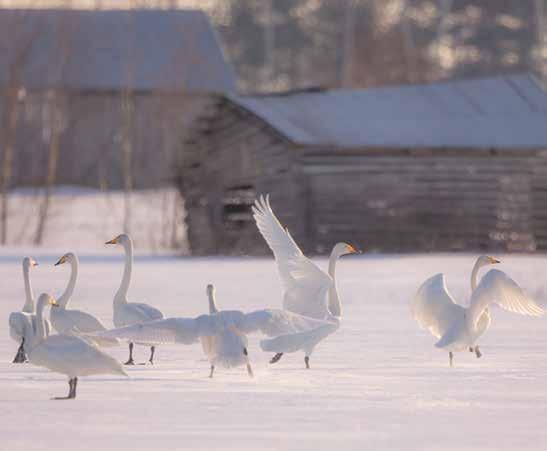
[2,251,547,450]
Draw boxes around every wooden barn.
[0,8,235,189]
[178,74,547,255]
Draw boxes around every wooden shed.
[178,74,547,255]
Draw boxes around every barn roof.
[0,9,235,92]
[226,74,547,149]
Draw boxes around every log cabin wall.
[299,148,547,252]
[179,98,306,255]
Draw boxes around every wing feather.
[238,309,332,337]
[469,269,544,328]
[91,316,217,345]
[411,274,464,339]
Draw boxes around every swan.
[51,252,118,347]
[26,293,127,399]
[9,257,50,363]
[252,194,359,368]
[411,255,544,367]
[106,234,164,365]
[93,284,332,378]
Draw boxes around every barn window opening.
[222,185,255,227]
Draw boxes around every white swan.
[106,234,164,364]
[26,293,127,399]
[94,284,331,378]
[411,255,544,366]
[252,194,359,368]
[9,257,50,363]
[51,252,118,347]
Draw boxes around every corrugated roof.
[227,74,547,149]
[0,9,236,92]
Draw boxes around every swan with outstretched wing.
[253,194,359,368]
[412,255,544,366]
[93,284,332,377]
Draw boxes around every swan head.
[37,293,59,309]
[477,255,501,268]
[105,233,131,246]
[206,284,215,297]
[23,257,38,269]
[54,252,76,266]
[333,242,361,257]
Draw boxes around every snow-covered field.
[2,251,547,451]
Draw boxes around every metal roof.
[0,9,236,92]
[227,74,547,149]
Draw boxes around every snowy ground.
[2,251,547,451]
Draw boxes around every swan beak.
[488,256,501,264]
[54,256,66,266]
[105,238,118,245]
[49,298,59,307]
[31,260,39,267]
[346,244,362,255]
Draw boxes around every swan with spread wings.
[252,195,359,368]
[411,255,544,367]
[93,284,331,377]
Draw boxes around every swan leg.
[53,378,76,400]
[449,352,454,367]
[124,342,135,365]
[304,356,310,369]
[209,365,215,378]
[12,339,27,363]
[474,346,482,358]
[243,348,253,378]
[468,347,474,352]
[148,346,155,365]
[269,353,283,364]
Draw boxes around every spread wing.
[411,273,465,339]
[253,194,332,319]
[237,309,333,337]
[130,302,164,321]
[469,269,544,328]
[91,316,218,345]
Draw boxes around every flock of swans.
[7,195,546,399]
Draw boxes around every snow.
[2,252,547,450]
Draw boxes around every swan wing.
[469,269,544,328]
[411,274,464,339]
[253,194,332,319]
[130,302,164,321]
[92,316,218,345]
[260,321,339,354]
[52,309,107,334]
[239,309,333,337]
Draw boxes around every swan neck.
[58,257,78,308]
[327,249,342,318]
[208,292,219,314]
[117,240,132,302]
[32,300,47,349]
[470,259,482,291]
[22,264,34,313]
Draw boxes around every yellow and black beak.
[488,256,501,264]
[49,297,59,307]
[54,256,66,266]
[31,260,39,267]
[346,244,362,255]
[105,238,118,245]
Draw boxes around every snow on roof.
[0,9,236,92]
[227,74,547,149]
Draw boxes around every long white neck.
[22,263,34,313]
[470,259,483,292]
[208,290,219,314]
[327,248,342,318]
[58,257,78,309]
[115,240,133,304]
[31,299,48,349]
